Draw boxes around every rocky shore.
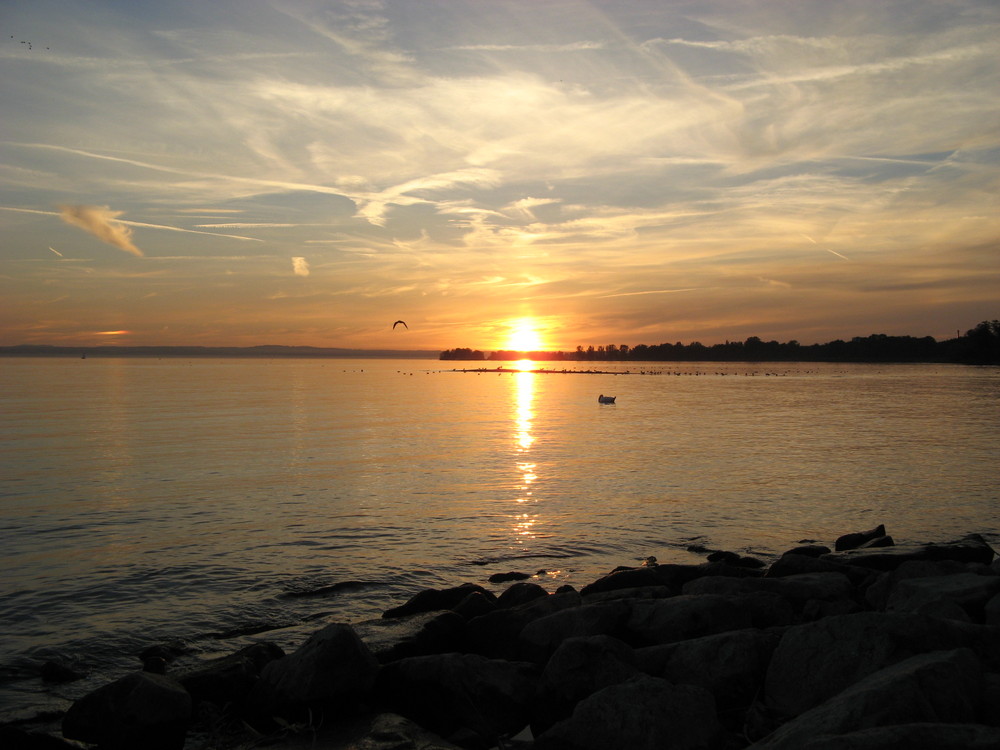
[5,524,1000,749]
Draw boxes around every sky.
[2,0,998,352]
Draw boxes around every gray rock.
[858,535,894,548]
[580,561,760,597]
[622,593,751,647]
[835,524,886,551]
[533,674,723,750]
[751,649,983,750]
[864,559,971,610]
[764,723,1000,750]
[781,544,831,558]
[765,553,872,586]
[62,671,192,750]
[375,653,537,749]
[683,571,854,609]
[519,600,631,662]
[983,672,1000,727]
[728,591,797,628]
[497,582,549,609]
[987,591,1000,626]
[357,611,445,658]
[253,623,378,718]
[579,565,667,595]
[177,641,284,707]
[886,572,1000,622]
[465,590,582,659]
[822,535,996,571]
[383,583,497,618]
[488,571,531,583]
[581,584,674,603]
[638,627,781,710]
[531,635,640,734]
[450,591,498,620]
[763,611,999,719]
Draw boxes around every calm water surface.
[1,357,998,717]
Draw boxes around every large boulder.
[62,671,192,750]
[864,559,971,610]
[638,627,781,711]
[375,653,537,750]
[465,590,582,659]
[750,649,983,750]
[531,635,641,734]
[780,544,831,558]
[835,524,887,551]
[533,674,724,750]
[683,572,854,609]
[581,584,674,604]
[177,641,284,707]
[354,611,465,663]
[252,623,378,720]
[725,591,797,628]
[822,535,996,571]
[765,553,872,586]
[383,583,497,618]
[987,592,1000,626]
[580,562,760,597]
[764,723,1000,750]
[497,582,549,609]
[885,572,1000,622]
[579,565,670,595]
[763,611,999,719]
[621,594,751,647]
[451,591,499,620]
[518,600,631,663]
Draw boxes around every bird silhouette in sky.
[392,320,408,330]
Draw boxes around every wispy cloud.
[292,257,310,276]
[450,41,606,52]
[59,205,143,257]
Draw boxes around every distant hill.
[0,344,440,359]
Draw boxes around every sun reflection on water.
[511,369,539,545]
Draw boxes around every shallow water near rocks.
[1,357,998,718]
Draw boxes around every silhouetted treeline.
[439,347,486,361]
[440,320,1000,365]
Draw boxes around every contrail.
[49,246,63,257]
[803,234,849,260]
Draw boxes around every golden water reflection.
[511,370,540,546]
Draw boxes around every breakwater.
[9,524,1000,749]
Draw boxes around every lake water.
[1,356,998,718]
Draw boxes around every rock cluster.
[13,527,1000,749]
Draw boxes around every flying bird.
[392,320,408,330]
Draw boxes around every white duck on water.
[598,394,616,404]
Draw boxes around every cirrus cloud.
[58,205,143,257]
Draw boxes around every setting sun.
[505,318,545,353]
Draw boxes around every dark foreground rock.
[43,525,999,749]
[62,671,191,750]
